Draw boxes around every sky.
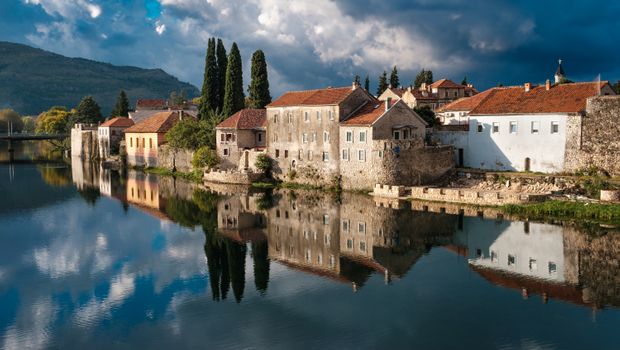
[1,0,619,98]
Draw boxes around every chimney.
[524,82,532,92]
[385,97,392,111]
[388,83,392,89]
[545,79,551,91]
[352,80,360,91]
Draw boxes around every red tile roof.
[267,86,355,107]
[430,79,464,89]
[436,88,498,112]
[100,117,135,128]
[216,109,266,129]
[407,89,439,100]
[470,81,611,115]
[124,111,187,133]
[385,87,407,97]
[136,99,167,109]
[341,100,385,125]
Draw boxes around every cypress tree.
[111,90,129,117]
[424,70,434,85]
[461,76,468,86]
[223,42,245,117]
[376,71,388,96]
[216,38,228,111]
[76,96,103,123]
[354,74,361,85]
[199,38,217,119]
[389,66,399,88]
[364,75,370,91]
[247,49,272,108]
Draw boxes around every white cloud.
[24,0,101,19]
[156,21,167,35]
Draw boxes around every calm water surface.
[0,154,619,349]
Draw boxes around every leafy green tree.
[192,146,219,169]
[389,66,399,88]
[169,90,186,106]
[111,90,130,117]
[223,42,245,117]
[166,118,210,150]
[247,49,272,108]
[254,153,272,175]
[0,108,23,133]
[199,38,218,119]
[376,71,388,96]
[35,106,72,134]
[75,96,103,123]
[22,116,35,133]
[216,38,228,111]
[414,105,437,126]
[364,75,370,91]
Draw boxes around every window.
[393,130,401,140]
[508,254,516,266]
[275,149,280,158]
[342,148,349,160]
[302,133,308,143]
[378,150,384,158]
[402,129,409,140]
[323,214,329,225]
[477,123,483,133]
[358,222,366,234]
[257,133,263,143]
[347,239,353,249]
[360,241,366,252]
[551,121,559,134]
[220,134,225,142]
[288,113,292,124]
[307,150,313,159]
[284,150,289,158]
[328,110,334,120]
[322,151,329,162]
[323,131,329,143]
[130,137,133,147]
[529,258,538,271]
[312,132,317,142]
[509,121,517,134]
[342,220,349,231]
[346,131,353,142]
[329,255,336,268]
[298,149,303,159]
[358,149,366,162]
[491,251,498,263]
[223,148,229,156]
[304,111,309,122]
[325,233,331,246]
[359,131,366,142]
[531,121,540,134]
[149,138,153,148]
[316,111,321,121]
[492,122,499,133]
[273,114,278,123]
[548,262,557,274]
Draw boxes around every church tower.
[554,59,565,84]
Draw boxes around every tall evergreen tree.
[111,90,129,117]
[247,49,272,108]
[354,74,361,85]
[461,76,468,86]
[199,38,218,119]
[414,69,434,88]
[376,71,388,96]
[364,75,370,91]
[424,70,434,85]
[76,96,103,123]
[223,42,245,117]
[389,66,399,88]
[215,38,228,111]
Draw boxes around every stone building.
[265,83,454,189]
[97,117,134,159]
[215,109,266,170]
[124,110,190,167]
[378,79,478,110]
[70,123,98,160]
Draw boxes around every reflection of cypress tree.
[77,187,100,206]
[226,240,247,303]
[252,241,270,295]
[204,237,223,300]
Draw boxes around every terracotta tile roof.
[436,88,498,112]
[386,87,407,97]
[136,99,167,109]
[341,99,385,125]
[216,109,266,129]
[470,81,610,115]
[430,79,464,89]
[267,86,355,107]
[100,117,135,128]
[124,111,187,133]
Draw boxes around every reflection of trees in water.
[204,233,231,301]
[227,240,247,303]
[252,241,270,295]
[37,165,71,187]
[77,186,100,206]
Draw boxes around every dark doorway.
[458,148,464,167]
[525,157,531,172]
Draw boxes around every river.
[0,151,619,349]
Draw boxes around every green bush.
[255,153,272,174]
[192,147,218,169]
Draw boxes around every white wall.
[466,114,568,172]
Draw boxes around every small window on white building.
[358,222,366,234]
[304,111,309,122]
[288,113,292,124]
[329,110,334,120]
[346,131,353,142]
[531,121,540,134]
[322,151,329,162]
[302,133,308,143]
[359,131,366,142]
[393,130,401,140]
[347,239,353,250]
[492,122,499,133]
[316,111,321,121]
[273,114,278,123]
[509,121,518,134]
[257,133,263,143]
[529,258,538,271]
[358,149,366,162]
[548,261,557,275]
[491,251,498,263]
[477,123,483,133]
[551,121,559,134]
[378,150,384,158]
[275,149,280,158]
[342,148,349,160]
[508,254,516,266]
[298,149,303,160]
[323,131,329,142]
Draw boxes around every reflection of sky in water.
[0,164,619,349]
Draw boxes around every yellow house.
[124,110,185,167]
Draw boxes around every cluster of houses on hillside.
[71,60,619,189]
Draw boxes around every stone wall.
[71,124,99,160]
[408,186,548,205]
[204,169,264,184]
[564,96,620,175]
[158,144,194,172]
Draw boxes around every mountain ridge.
[0,41,199,115]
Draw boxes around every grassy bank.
[502,200,620,225]
[251,180,348,193]
[142,167,202,183]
